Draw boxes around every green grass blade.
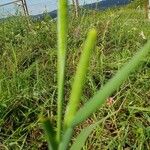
[41,118,57,150]
[70,123,96,150]
[57,0,68,142]
[64,29,97,128]
[58,128,73,150]
[128,106,150,112]
[70,112,117,150]
[72,41,150,127]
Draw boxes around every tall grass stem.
[57,0,68,143]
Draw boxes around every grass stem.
[57,0,68,143]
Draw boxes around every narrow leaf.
[72,41,150,127]
[128,106,150,112]
[70,111,117,150]
[41,118,57,150]
[70,123,95,150]
[58,128,73,150]
[64,29,97,128]
[57,0,68,142]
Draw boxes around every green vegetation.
[0,1,150,149]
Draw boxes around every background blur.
[0,0,101,17]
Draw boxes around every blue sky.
[0,0,100,16]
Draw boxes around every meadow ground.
[0,1,150,149]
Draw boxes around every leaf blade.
[64,29,97,128]
[70,124,95,150]
[70,111,118,150]
[41,118,57,150]
[57,0,68,142]
[58,128,73,150]
[72,41,150,127]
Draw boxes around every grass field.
[0,1,150,149]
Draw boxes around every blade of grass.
[70,111,117,150]
[41,118,57,150]
[71,41,150,127]
[64,29,97,128]
[57,0,68,143]
[70,125,94,150]
[128,106,150,112]
[58,128,73,150]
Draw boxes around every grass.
[0,1,150,149]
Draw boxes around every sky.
[0,0,101,16]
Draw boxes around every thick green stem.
[57,0,68,143]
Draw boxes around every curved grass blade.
[70,112,117,150]
[57,0,68,142]
[58,128,73,150]
[64,29,97,128]
[71,41,150,127]
[41,118,57,150]
[70,125,95,150]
